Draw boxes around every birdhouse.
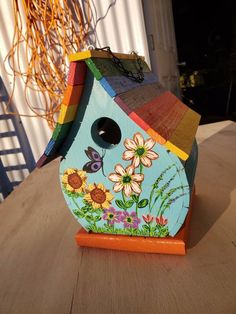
[37,49,200,254]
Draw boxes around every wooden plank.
[1,123,236,314]
[67,61,87,86]
[165,109,201,160]
[135,91,188,140]
[100,72,158,97]
[52,122,73,141]
[69,50,92,61]
[115,82,165,111]
[44,137,65,157]
[75,228,185,255]
[129,112,150,131]
[75,191,195,255]
[114,96,132,114]
[62,85,84,106]
[0,158,82,313]
[36,154,55,168]
[146,128,167,145]
[57,104,78,124]
[4,164,27,171]
[44,138,58,156]
[0,158,13,198]
[0,131,16,138]
[99,78,116,97]
[69,50,145,62]
[86,57,150,80]
[0,148,22,155]
[36,154,47,167]
[184,140,198,191]
[85,59,103,80]
[0,114,12,120]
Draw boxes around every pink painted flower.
[121,211,140,229]
[123,132,159,168]
[142,214,154,224]
[102,207,121,225]
[108,164,144,197]
[156,215,168,226]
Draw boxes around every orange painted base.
[75,189,195,255]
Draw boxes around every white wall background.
[143,0,180,94]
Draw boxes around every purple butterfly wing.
[83,161,102,173]
[83,146,106,176]
[85,147,101,162]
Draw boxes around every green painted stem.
[148,188,155,213]
[150,192,161,211]
[72,197,81,210]
[122,190,127,210]
[136,164,144,215]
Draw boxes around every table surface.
[0,121,236,314]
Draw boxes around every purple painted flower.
[121,211,141,229]
[102,207,121,225]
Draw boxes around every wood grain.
[0,121,236,314]
[165,109,201,159]
[86,57,150,80]
[135,92,188,139]
[99,73,157,97]
[69,50,145,62]
[115,82,165,111]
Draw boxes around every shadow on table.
[188,122,236,248]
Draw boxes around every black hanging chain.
[95,46,144,83]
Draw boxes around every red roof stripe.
[129,112,150,131]
[135,91,188,141]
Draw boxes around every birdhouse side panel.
[59,75,190,237]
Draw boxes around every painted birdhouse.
[37,49,200,252]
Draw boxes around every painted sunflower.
[123,132,159,168]
[108,164,144,197]
[84,183,114,209]
[62,168,87,195]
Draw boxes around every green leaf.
[150,226,157,233]
[125,200,134,208]
[138,199,148,208]
[94,215,101,222]
[131,194,139,202]
[82,199,91,206]
[142,225,149,231]
[81,206,89,213]
[115,199,126,209]
[73,209,84,218]
[94,208,103,214]
[85,215,93,223]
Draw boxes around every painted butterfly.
[83,146,106,176]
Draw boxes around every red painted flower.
[142,214,154,224]
[156,215,168,226]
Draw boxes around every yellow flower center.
[68,173,82,189]
[108,213,114,219]
[90,188,106,204]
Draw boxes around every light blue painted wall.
[59,71,190,237]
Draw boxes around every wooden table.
[0,121,236,314]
